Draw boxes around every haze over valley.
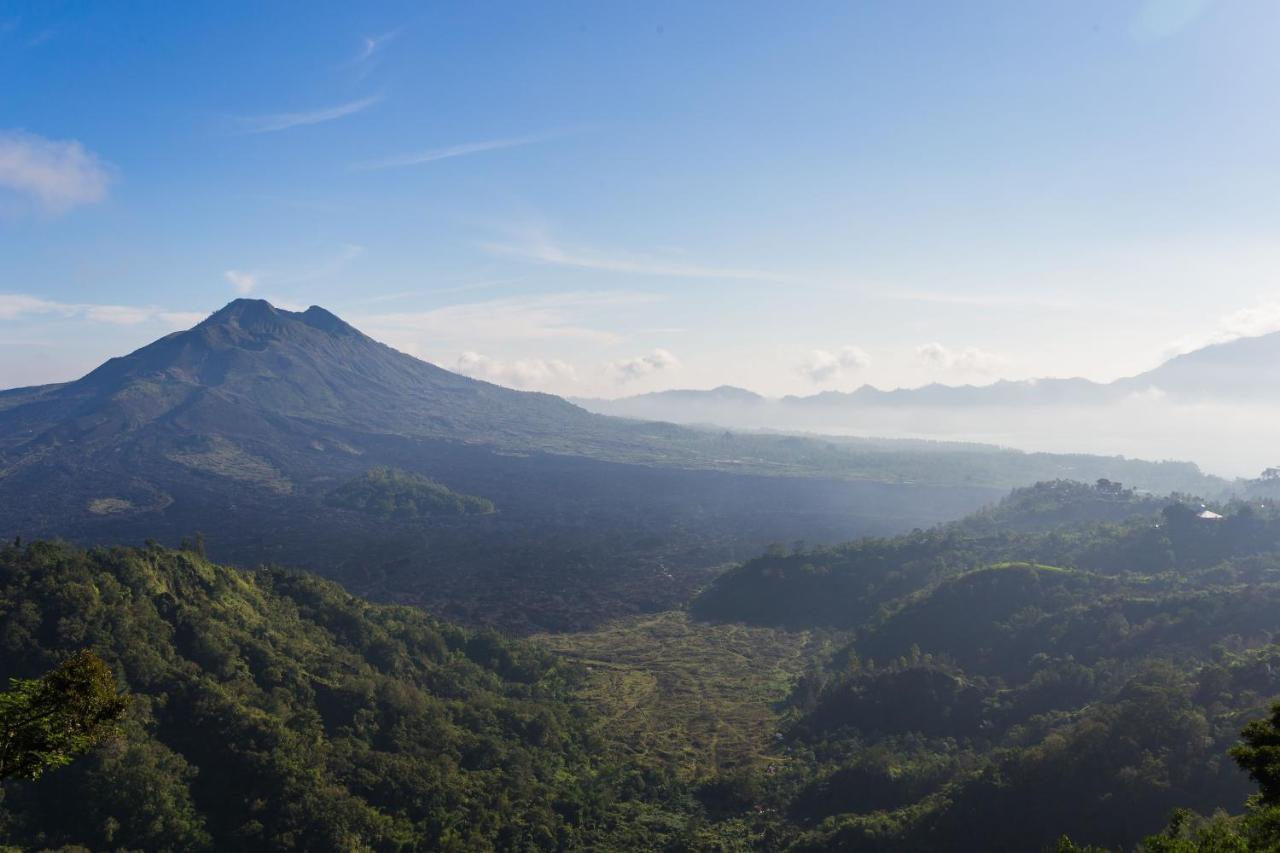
[576,330,1280,476]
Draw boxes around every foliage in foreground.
[0,650,127,782]
[0,540,694,851]
[1051,699,1280,851]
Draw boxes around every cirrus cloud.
[232,96,382,134]
[0,292,201,329]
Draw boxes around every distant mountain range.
[573,332,1280,476]
[578,330,1280,416]
[0,299,1224,631]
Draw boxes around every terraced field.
[539,611,841,780]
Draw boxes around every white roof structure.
[1197,509,1224,520]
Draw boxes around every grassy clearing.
[87,497,134,515]
[538,611,834,781]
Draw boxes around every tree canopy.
[0,650,127,782]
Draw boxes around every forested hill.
[680,480,1280,850]
[692,479,1256,628]
[0,540,688,851]
[7,491,1280,850]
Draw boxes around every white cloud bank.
[0,130,112,214]
[455,351,577,389]
[1165,300,1280,358]
[916,342,1007,374]
[609,349,680,382]
[799,346,871,383]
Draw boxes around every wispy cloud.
[889,289,1076,312]
[233,96,382,134]
[0,130,113,215]
[1132,0,1211,42]
[483,230,792,283]
[0,294,60,320]
[344,278,524,307]
[345,29,402,67]
[352,132,563,171]
[222,244,364,297]
[0,293,201,329]
[354,290,659,354]
[276,243,365,285]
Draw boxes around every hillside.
[692,479,1194,629]
[6,487,1280,850]
[680,485,1280,850]
[0,540,698,851]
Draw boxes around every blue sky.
[3,0,1280,396]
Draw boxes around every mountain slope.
[2,299,599,455]
[0,300,1221,631]
[1120,331,1280,400]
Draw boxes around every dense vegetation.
[674,481,1280,850]
[0,650,127,782]
[0,540,703,851]
[327,467,495,518]
[7,481,1280,850]
[693,479,1254,628]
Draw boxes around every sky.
[3,0,1280,398]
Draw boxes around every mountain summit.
[4,299,603,465]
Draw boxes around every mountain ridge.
[572,330,1280,474]
[579,329,1280,412]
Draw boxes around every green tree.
[0,650,128,781]
[1232,702,1280,805]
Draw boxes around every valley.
[9,479,1280,850]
